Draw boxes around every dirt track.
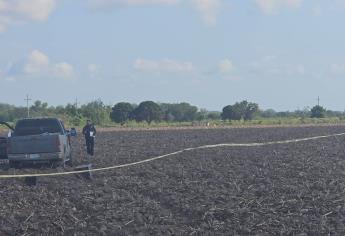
[1,125,345,235]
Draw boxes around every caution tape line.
[1,132,345,179]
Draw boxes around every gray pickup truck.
[2,118,75,168]
[0,137,7,164]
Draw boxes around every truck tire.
[50,160,59,169]
[9,160,19,169]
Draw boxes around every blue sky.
[1,0,345,111]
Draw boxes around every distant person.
[82,120,97,156]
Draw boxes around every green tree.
[160,102,198,122]
[260,109,277,118]
[195,109,208,121]
[310,105,326,118]
[31,100,42,112]
[110,102,134,124]
[221,105,242,120]
[222,100,259,121]
[132,101,162,124]
[222,105,241,120]
[244,102,259,121]
[80,99,111,125]
[68,114,84,126]
[65,103,78,116]
[0,103,14,121]
[207,111,221,120]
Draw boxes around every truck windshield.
[14,119,62,136]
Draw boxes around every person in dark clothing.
[82,120,97,156]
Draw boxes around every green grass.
[2,117,345,133]
[210,117,345,126]
[95,117,345,129]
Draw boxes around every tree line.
[0,99,336,126]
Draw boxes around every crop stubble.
[1,126,345,235]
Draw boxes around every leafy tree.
[158,103,173,121]
[276,111,292,118]
[310,105,326,118]
[175,103,198,121]
[294,107,311,118]
[69,114,84,127]
[221,104,242,120]
[80,99,111,125]
[132,101,162,124]
[65,103,78,116]
[195,109,208,121]
[0,103,14,121]
[221,105,241,120]
[110,102,134,124]
[326,110,342,117]
[160,103,198,122]
[232,101,248,120]
[260,109,277,118]
[222,100,259,121]
[244,102,259,121]
[164,103,198,122]
[31,100,42,112]
[54,105,66,114]
[207,111,221,120]
[11,107,27,120]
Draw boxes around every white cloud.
[255,0,302,14]
[88,0,178,8]
[89,0,223,25]
[191,0,221,25]
[219,59,235,74]
[52,62,75,80]
[134,58,195,73]
[0,0,56,32]
[14,0,56,21]
[21,50,75,80]
[24,50,50,74]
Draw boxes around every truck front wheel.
[9,160,19,169]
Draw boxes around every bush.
[310,105,326,118]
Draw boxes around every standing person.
[82,120,97,156]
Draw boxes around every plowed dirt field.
[1,125,345,235]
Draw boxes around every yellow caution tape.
[0,132,344,179]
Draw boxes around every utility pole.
[24,94,32,118]
[75,97,79,109]
[75,97,79,114]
